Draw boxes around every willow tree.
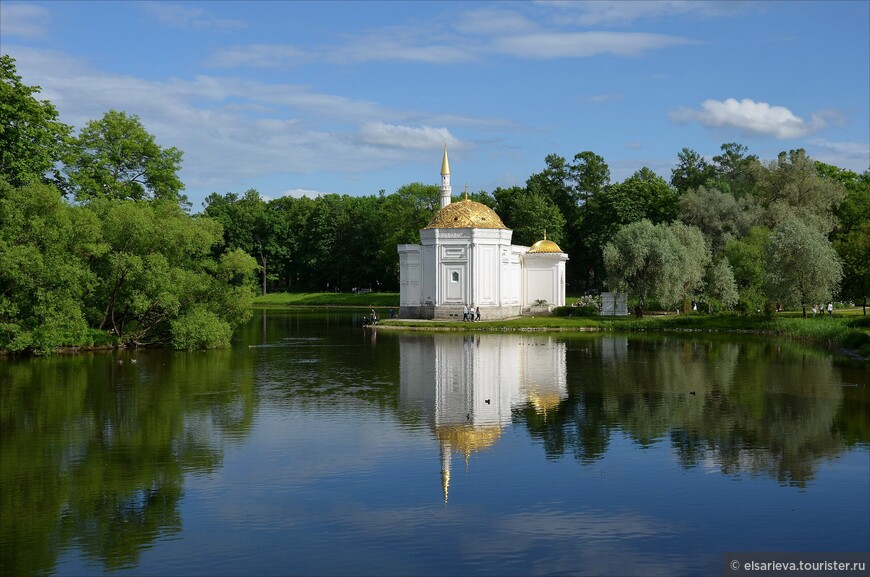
[764,218,843,317]
[603,220,708,317]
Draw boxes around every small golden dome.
[424,199,508,229]
[528,239,563,253]
[528,391,563,413]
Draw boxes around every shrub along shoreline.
[253,292,870,359]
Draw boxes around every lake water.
[2,309,868,576]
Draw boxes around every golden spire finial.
[441,144,450,176]
[464,184,469,200]
[544,229,547,240]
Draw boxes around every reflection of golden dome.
[528,390,563,413]
[435,424,502,454]
[425,199,508,229]
[528,239,563,253]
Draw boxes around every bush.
[170,307,233,350]
[553,306,598,317]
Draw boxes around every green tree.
[202,189,288,295]
[0,55,72,187]
[569,151,611,206]
[702,257,739,312]
[62,110,185,204]
[670,221,711,312]
[267,194,317,290]
[754,149,846,234]
[710,142,760,197]
[603,220,696,317]
[493,186,566,247]
[678,184,760,254]
[764,218,843,317]
[0,179,102,353]
[833,221,870,314]
[724,226,771,315]
[671,147,716,193]
[84,199,255,348]
[383,183,440,243]
[816,165,869,314]
[822,165,870,236]
[586,168,679,257]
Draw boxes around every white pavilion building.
[397,147,568,320]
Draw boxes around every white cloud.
[0,3,49,39]
[278,188,327,199]
[141,2,246,30]
[329,30,475,64]
[541,0,745,26]
[806,139,870,172]
[203,4,696,69]
[359,122,455,150]
[669,98,826,139]
[209,44,310,69]
[455,7,539,35]
[494,31,694,59]
[4,46,472,201]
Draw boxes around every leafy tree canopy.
[62,109,186,205]
[0,55,72,187]
[764,217,843,315]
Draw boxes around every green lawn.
[254,291,399,307]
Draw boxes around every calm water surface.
[2,309,868,576]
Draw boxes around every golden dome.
[424,199,508,229]
[528,239,562,253]
[435,424,502,454]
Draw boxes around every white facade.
[398,149,568,320]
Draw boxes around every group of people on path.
[463,304,481,322]
[811,303,835,317]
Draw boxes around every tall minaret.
[440,144,452,209]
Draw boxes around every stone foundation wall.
[399,305,522,320]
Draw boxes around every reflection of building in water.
[399,334,567,503]
[599,336,628,363]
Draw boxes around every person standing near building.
[469,304,476,322]
[463,304,469,322]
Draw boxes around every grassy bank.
[255,292,870,358]
[253,293,869,358]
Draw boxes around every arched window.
[451,271,460,283]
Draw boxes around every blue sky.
[2,1,868,211]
